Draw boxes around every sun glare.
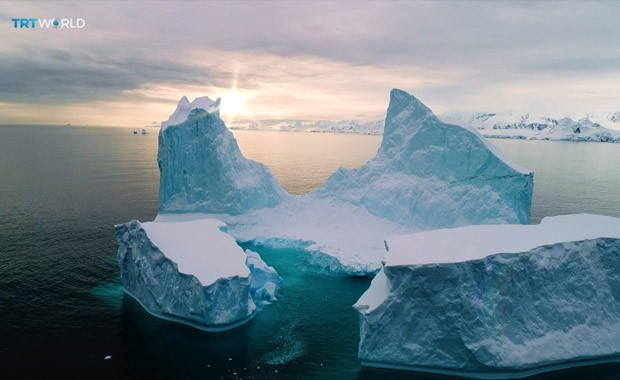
[220,91,245,119]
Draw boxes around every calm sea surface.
[0,125,619,379]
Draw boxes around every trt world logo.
[11,18,86,29]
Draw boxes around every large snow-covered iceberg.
[318,89,533,228]
[115,218,270,331]
[355,214,620,377]
[158,96,287,214]
[156,89,533,274]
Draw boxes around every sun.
[220,90,246,120]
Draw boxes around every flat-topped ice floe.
[355,214,620,378]
[115,219,279,331]
[155,89,533,275]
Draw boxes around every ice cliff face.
[318,89,533,228]
[246,250,282,302]
[158,97,287,214]
[115,219,257,330]
[355,214,620,377]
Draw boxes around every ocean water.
[0,125,619,380]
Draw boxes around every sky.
[1,1,620,127]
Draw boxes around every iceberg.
[115,218,258,331]
[245,250,282,302]
[158,96,287,214]
[156,89,533,274]
[318,89,533,228]
[354,214,620,378]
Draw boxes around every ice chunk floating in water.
[115,219,259,331]
[355,214,620,378]
[245,250,282,302]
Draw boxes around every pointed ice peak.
[161,95,219,129]
[381,89,437,150]
[190,96,216,111]
[388,89,433,118]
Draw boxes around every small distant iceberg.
[355,214,620,378]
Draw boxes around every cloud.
[1,1,620,125]
[0,46,232,103]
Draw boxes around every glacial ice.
[246,250,282,302]
[161,95,218,130]
[155,88,534,274]
[318,89,533,228]
[355,214,620,377]
[158,96,287,214]
[118,88,535,329]
[115,219,258,331]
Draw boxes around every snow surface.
[156,196,408,275]
[355,214,620,376]
[155,88,533,274]
[141,219,249,286]
[440,111,620,143]
[161,95,217,129]
[386,214,620,266]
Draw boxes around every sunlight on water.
[233,130,381,194]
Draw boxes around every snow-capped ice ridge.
[317,89,533,228]
[355,214,620,377]
[158,97,287,214]
[161,95,219,129]
[155,89,533,274]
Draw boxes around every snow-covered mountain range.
[162,111,620,142]
[439,111,620,143]
[227,119,385,135]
